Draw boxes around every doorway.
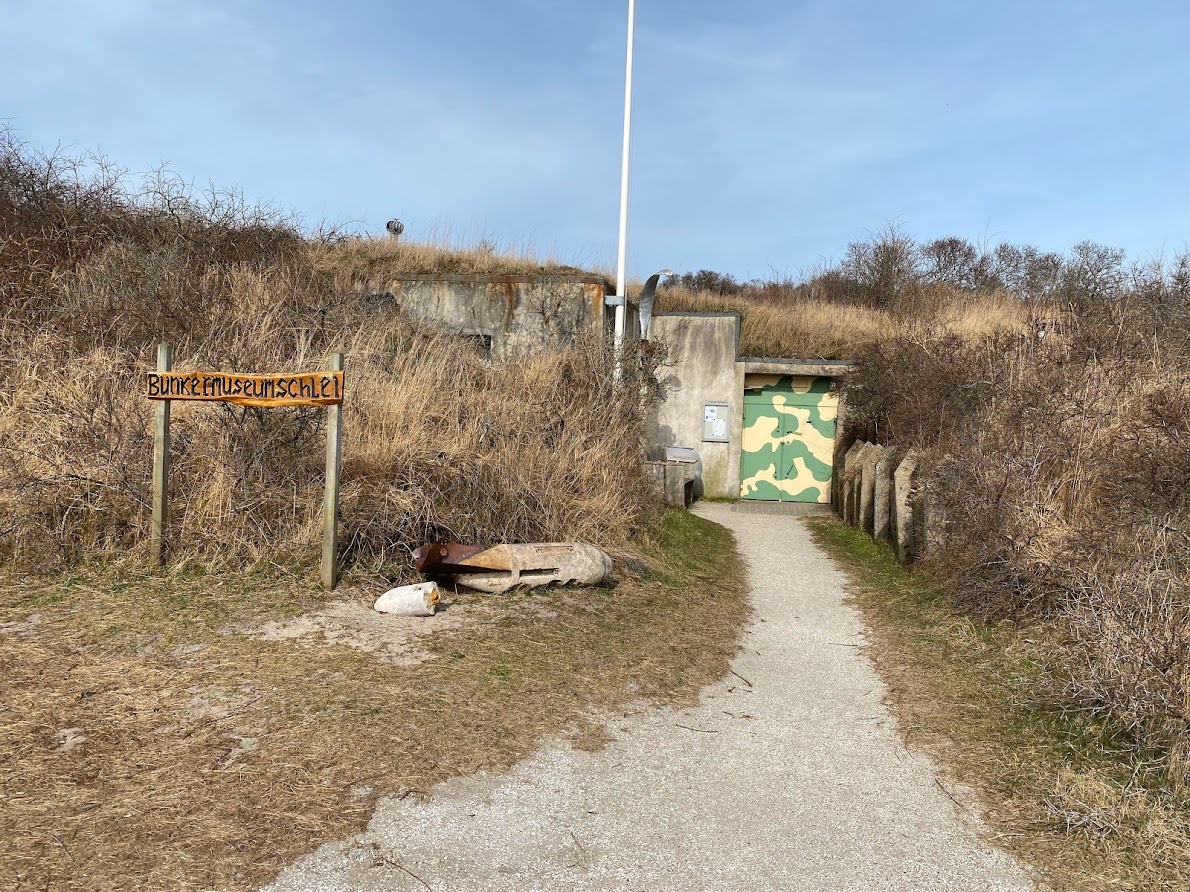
[740,375,837,503]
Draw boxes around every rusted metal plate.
[456,544,570,571]
[145,371,344,407]
[412,542,488,574]
[415,542,613,594]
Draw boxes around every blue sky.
[3,0,1188,279]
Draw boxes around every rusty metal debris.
[413,542,613,595]
[412,543,487,575]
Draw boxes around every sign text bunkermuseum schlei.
[146,347,346,590]
[146,370,344,407]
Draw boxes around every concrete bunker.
[352,275,853,506]
[646,311,852,503]
[364,274,636,362]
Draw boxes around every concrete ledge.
[742,358,855,377]
[379,273,615,289]
[652,311,742,318]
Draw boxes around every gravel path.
[266,503,1034,892]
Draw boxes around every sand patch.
[0,612,42,636]
[244,599,472,666]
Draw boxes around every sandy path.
[266,502,1034,891]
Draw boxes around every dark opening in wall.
[460,333,494,356]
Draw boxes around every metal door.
[740,375,837,503]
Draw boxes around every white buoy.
[374,582,440,617]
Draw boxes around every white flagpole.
[613,0,636,352]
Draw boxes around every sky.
[2,0,1189,280]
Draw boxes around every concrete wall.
[647,316,854,502]
[648,313,744,499]
[376,276,616,361]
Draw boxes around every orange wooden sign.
[146,370,344,407]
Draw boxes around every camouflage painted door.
[740,375,837,502]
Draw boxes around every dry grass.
[810,519,1190,892]
[0,509,748,891]
[311,234,607,292]
[0,131,654,573]
[655,286,1025,359]
[914,288,1028,340]
[844,308,1190,775]
[1,314,657,573]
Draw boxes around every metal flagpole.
[613,0,636,353]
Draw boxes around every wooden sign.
[147,346,347,590]
[146,370,344,407]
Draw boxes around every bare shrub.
[921,236,983,289]
[0,131,656,574]
[844,261,1190,775]
[839,223,923,308]
[1062,533,1190,766]
[842,330,1034,447]
[662,269,745,295]
[1057,373,1190,758]
[992,243,1065,300]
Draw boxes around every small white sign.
[702,402,731,443]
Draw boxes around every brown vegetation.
[311,233,602,291]
[655,234,1027,359]
[839,230,1190,792]
[1,510,747,891]
[0,130,651,575]
[812,520,1190,892]
[655,287,896,359]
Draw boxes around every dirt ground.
[266,502,1033,892]
[0,511,747,891]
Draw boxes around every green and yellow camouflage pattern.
[740,375,837,503]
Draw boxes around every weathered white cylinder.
[374,582,440,617]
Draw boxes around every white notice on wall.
[704,406,717,422]
[712,418,727,439]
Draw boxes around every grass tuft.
[0,510,748,891]
[809,518,1190,892]
[656,285,1024,360]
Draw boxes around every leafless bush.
[839,223,923,308]
[844,261,1190,774]
[1062,530,1190,768]
[0,131,657,573]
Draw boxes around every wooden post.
[150,342,172,566]
[321,352,345,590]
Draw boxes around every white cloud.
[4,0,1189,275]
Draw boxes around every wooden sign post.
[150,343,172,566]
[321,353,344,590]
[147,344,347,589]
